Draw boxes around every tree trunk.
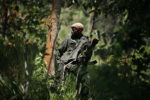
[23,43,29,100]
[89,7,97,33]
[44,0,61,76]
[88,7,96,40]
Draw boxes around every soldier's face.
[71,27,78,34]
[71,27,83,38]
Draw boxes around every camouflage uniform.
[55,23,97,99]
[56,34,92,84]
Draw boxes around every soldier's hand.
[91,39,99,47]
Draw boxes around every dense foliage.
[0,0,150,100]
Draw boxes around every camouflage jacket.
[57,34,92,65]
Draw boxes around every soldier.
[54,22,98,98]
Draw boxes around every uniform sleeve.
[77,37,93,64]
[84,39,93,62]
[56,37,68,64]
[85,38,98,62]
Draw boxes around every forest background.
[0,0,150,100]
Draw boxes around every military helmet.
[71,23,84,29]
